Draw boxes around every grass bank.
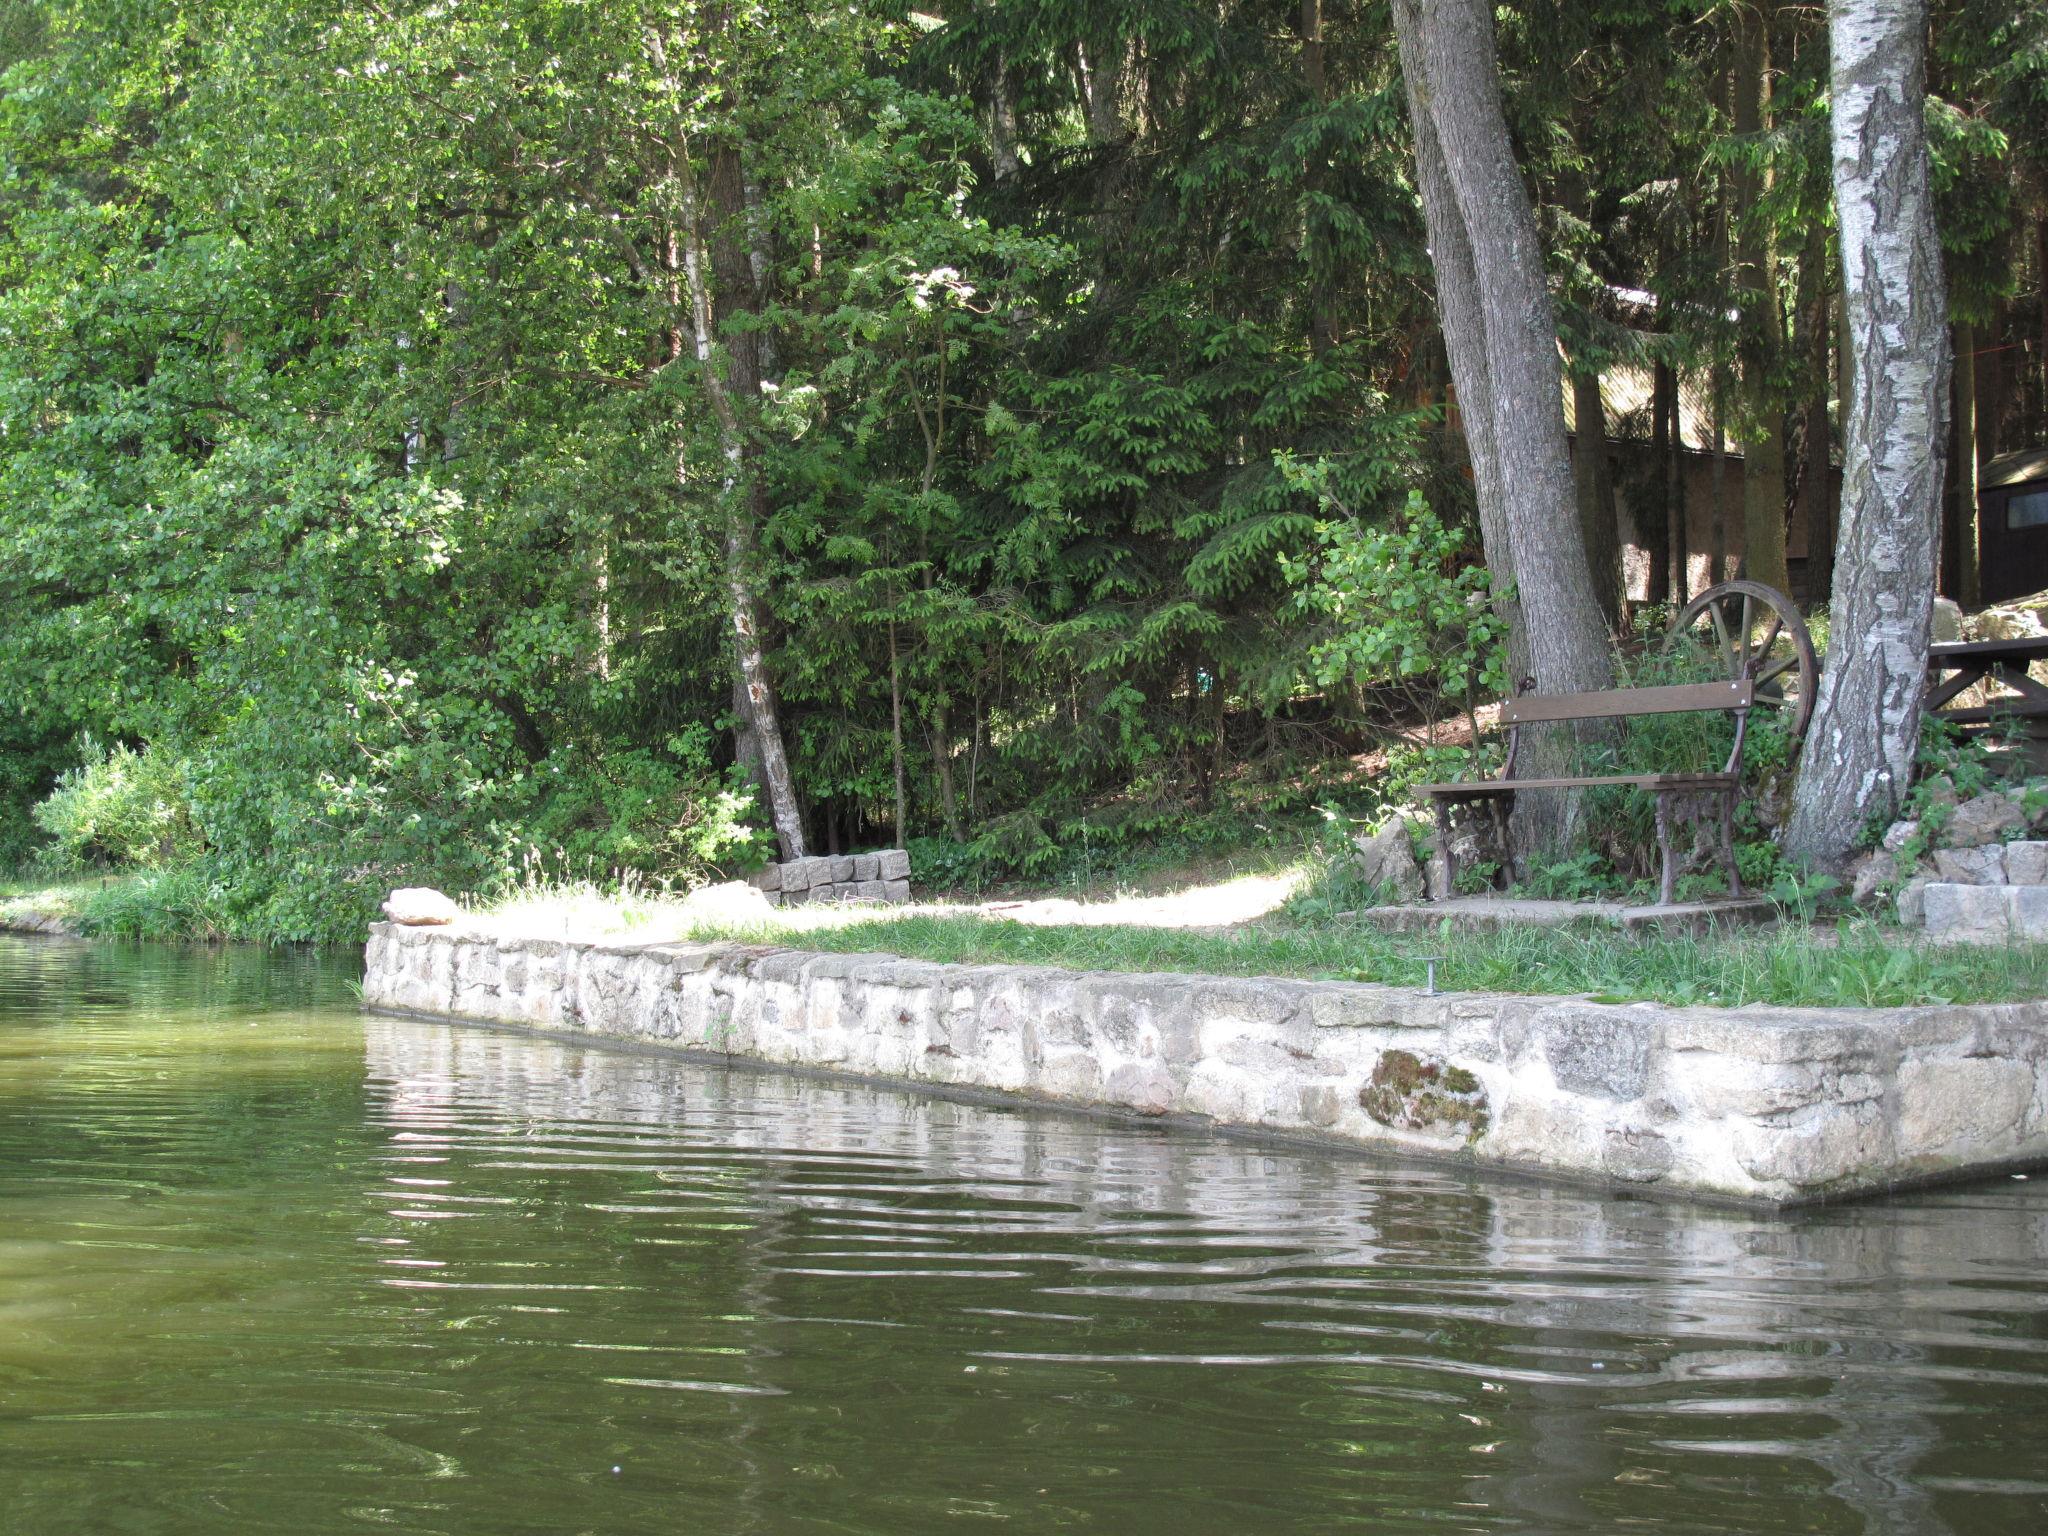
[483,888,2048,1010]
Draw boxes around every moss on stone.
[1361,1048,1489,1143]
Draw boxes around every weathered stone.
[1602,1126,1676,1183]
[750,863,783,893]
[851,853,879,881]
[2013,884,2048,941]
[1923,777,1960,811]
[1931,845,2006,885]
[2005,841,2048,886]
[1941,792,2025,848]
[1931,597,1964,643]
[1923,883,2014,946]
[1881,819,1920,854]
[780,859,813,892]
[832,856,856,883]
[383,888,461,926]
[883,879,911,904]
[1848,850,1898,907]
[1898,1056,2033,1151]
[878,848,911,881]
[1897,875,1933,927]
[1539,1009,1653,1101]
[1106,1061,1176,1116]
[854,880,888,903]
[1351,819,1425,904]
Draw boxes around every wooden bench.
[1414,677,1757,906]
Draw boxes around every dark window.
[2008,488,2048,531]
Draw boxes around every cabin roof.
[1984,449,2048,490]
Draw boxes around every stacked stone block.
[749,848,911,908]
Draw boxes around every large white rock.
[1923,883,2016,946]
[1352,820,1426,904]
[1848,850,1897,907]
[383,887,462,926]
[1941,792,2025,848]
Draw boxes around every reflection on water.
[2,937,2046,1535]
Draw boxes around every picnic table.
[1925,636,2048,727]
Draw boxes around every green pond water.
[3,937,2048,1535]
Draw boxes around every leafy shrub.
[518,736,765,887]
[31,738,201,872]
[1280,481,1509,725]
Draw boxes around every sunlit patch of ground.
[478,861,1313,945]
[965,868,1306,929]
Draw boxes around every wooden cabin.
[1979,449,2048,606]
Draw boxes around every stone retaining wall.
[362,922,2048,1207]
[748,849,910,908]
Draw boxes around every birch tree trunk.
[1783,0,1949,866]
[1392,0,1615,856]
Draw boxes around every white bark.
[1783,0,1949,865]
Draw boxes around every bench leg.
[1654,791,1676,907]
[1486,798,1510,888]
[1719,789,1742,898]
[1432,798,1456,900]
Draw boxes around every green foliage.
[31,738,200,873]
[1281,482,1509,716]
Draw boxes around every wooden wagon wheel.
[1664,580,1819,760]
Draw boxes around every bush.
[31,738,201,873]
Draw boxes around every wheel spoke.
[1708,601,1735,675]
[1756,653,1798,686]
[1754,613,1783,672]
[1739,593,1754,670]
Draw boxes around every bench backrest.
[1501,678,1753,726]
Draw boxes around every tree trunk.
[1666,372,1688,606]
[1392,0,1615,858]
[1783,0,1949,867]
[889,620,908,843]
[1645,363,1673,606]
[672,123,807,860]
[2038,217,2048,442]
[1392,16,1523,681]
[1733,3,1790,593]
[1977,298,2004,465]
[1711,375,1730,585]
[1572,366,1622,629]
[1795,221,1835,603]
[1952,319,1980,607]
[989,53,1021,184]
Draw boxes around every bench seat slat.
[1500,679,1753,724]
[1414,773,1737,796]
